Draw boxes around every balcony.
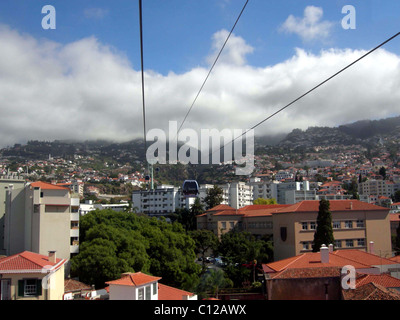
[70,245,79,254]
[70,212,79,221]
[71,197,80,207]
[70,228,79,237]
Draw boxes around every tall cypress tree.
[312,199,335,252]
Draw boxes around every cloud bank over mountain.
[0,20,400,148]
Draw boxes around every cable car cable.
[214,31,400,156]
[174,0,250,142]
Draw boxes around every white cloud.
[83,8,109,19]
[207,29,254,66]
[0,25,400,149]
[280,6,335,42]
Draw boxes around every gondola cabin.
[182,180,199,198]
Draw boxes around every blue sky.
[1,0,399,74]
[0,1,400,146]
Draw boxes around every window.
[229,222,235,229]
[345,221,353,229]
[334,240,342,248]
[138,288,144,300]
[145,285,151,300]
[221,222,226,229]
[333,221,341,229]
[302,242,310,251]
[301,222,308,230]
[18,279,42,297]
[309,222,316,230]
[357,239,365,247]
[356,220,365,228]
[345,240,354,248]
[153,282,157,295]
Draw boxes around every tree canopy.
[253,198,277,205]
[203,185,223,210]
[71,209,200,290]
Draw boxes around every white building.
[79,200,130,216]
[106,272,197,301]
[359,179,400,198]
[132,185,193,217]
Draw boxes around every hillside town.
[1,131,400,302]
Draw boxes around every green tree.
[71,209,200,290]
[218,231,272,287]
[203,185,223,210]
[393,190,400,203]
[253,198,277,205]
[190,229,218,271]
[379,166,387,180]
[312,199,335,252]
[196,269,233,299]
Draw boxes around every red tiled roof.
[239,205,291,211]
[273,200,389,214]
[332,250,397,266]
[158,283,196,300]
[31,181,69,191]
[263,251,371,275]
[343,282,400,300]
[271,267,342,279]
[106,272,161,287]
[390,255,400,263]
[64,279,92,292]
[356,273,400,288]
[0,251,65,272]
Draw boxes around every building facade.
[0,175,26,255]
[3,182,79,262]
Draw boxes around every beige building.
[0,250,67,300]
[0,175,26,255]
[4,181,79,264]
[197,200,393,261]
[272,200,392,261]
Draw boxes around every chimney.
[48,251,56,264]
[369,241,374,254]
[328,244,334,253]
[350,202,353,210]
[320,244,329,263]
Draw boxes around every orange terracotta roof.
[343,282,400,300]
[64,279,92,292]
[332,250,397,266]
[273,200,389,214]
[158,283,196,300]
[263,251,371,274]
[271,266,342,279]
[356,273,400,288]
[31,181,70,191]
[239,204,291,211]
[0,251,65,272]
[106,272,161,287]
[208,204,236,212]
[390,255,400,263]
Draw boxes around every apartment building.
[3,181,79,262]
[0,175,26,255]
[359,179,400,198]
[132,185,193,217]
